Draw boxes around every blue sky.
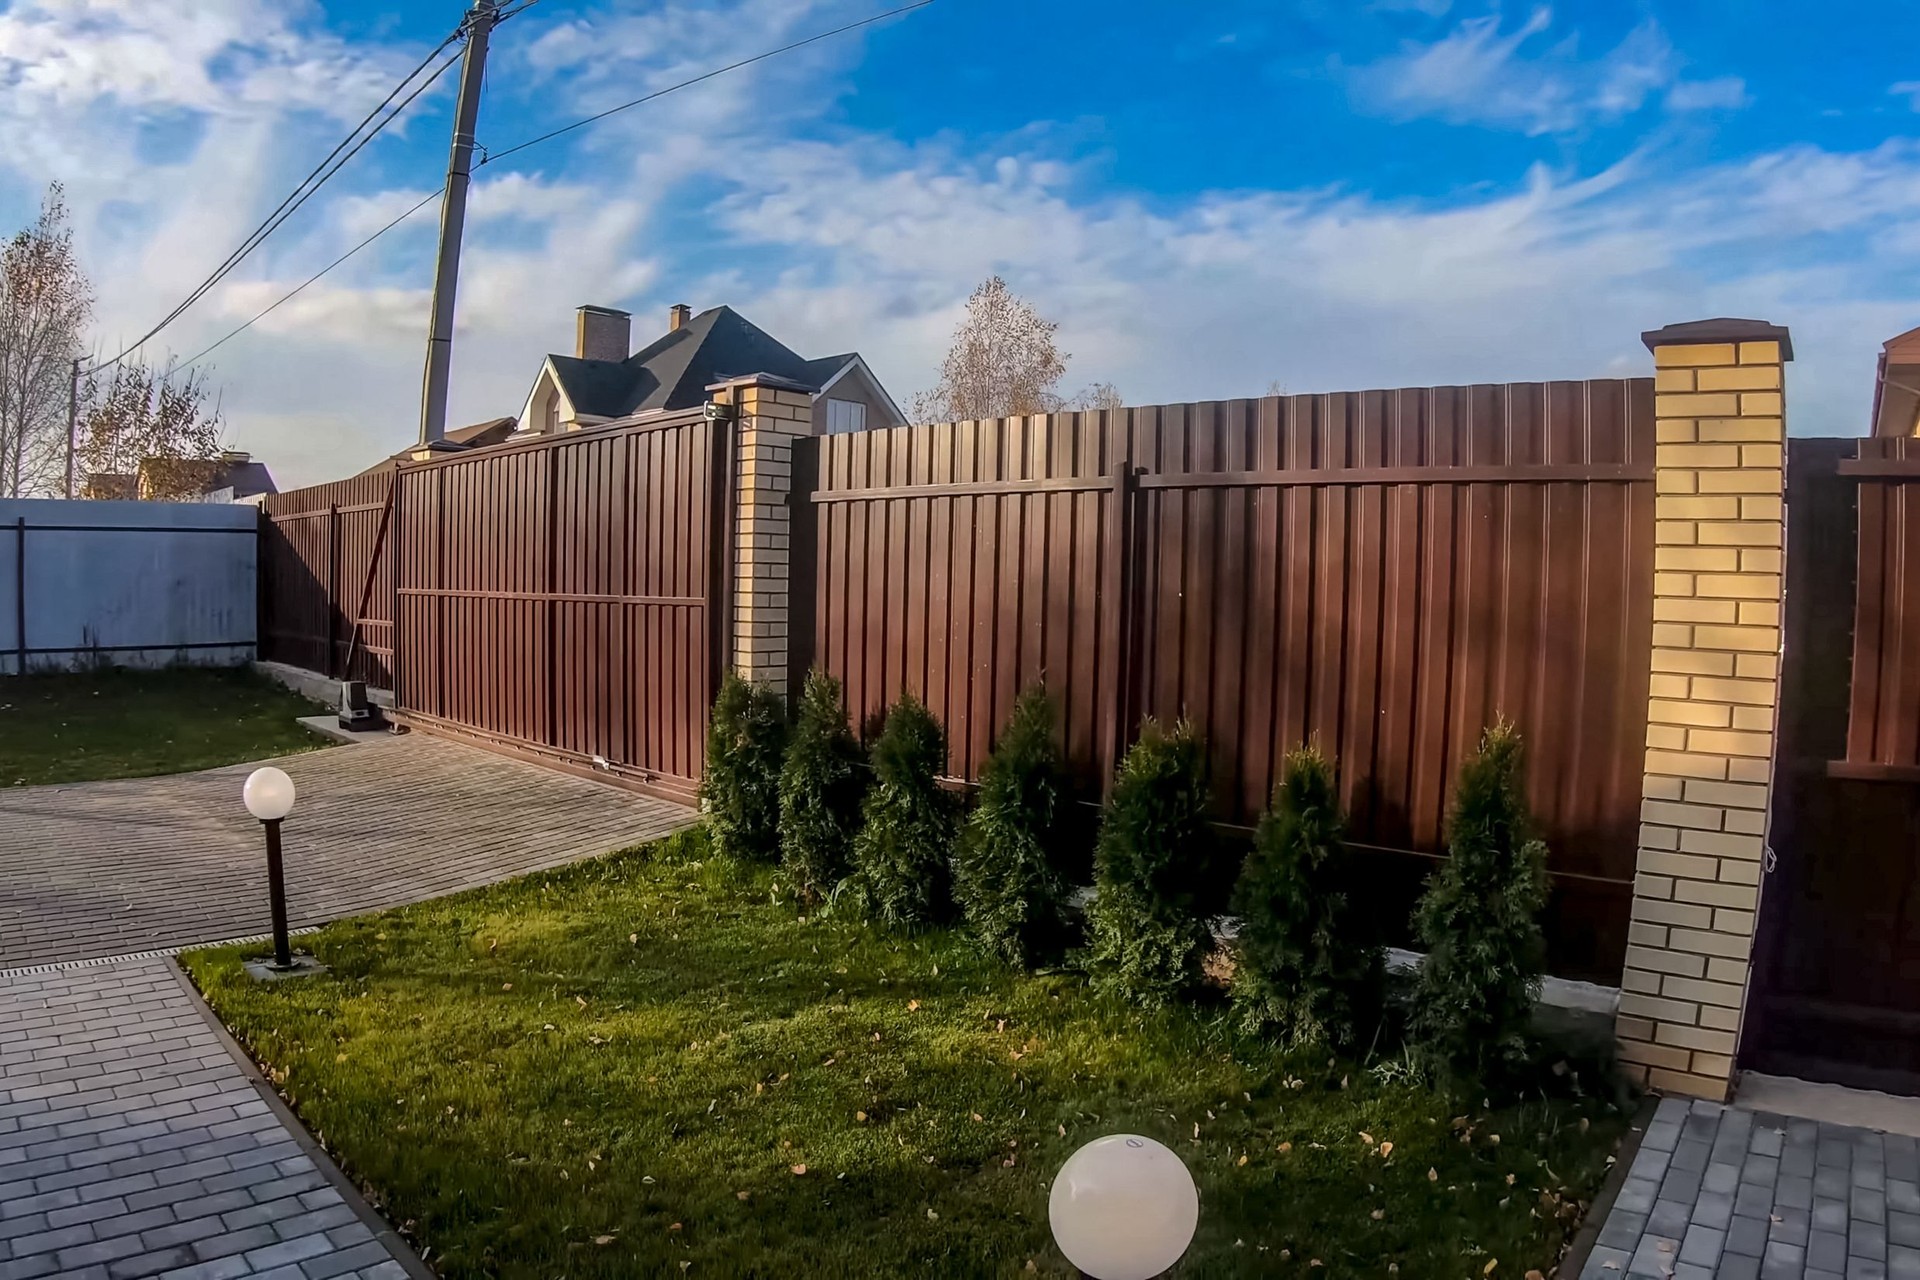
[0,0,1915,487]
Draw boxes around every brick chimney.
[669,303,691,332]
[576,305,631,362]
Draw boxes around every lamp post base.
[242,954,329,983]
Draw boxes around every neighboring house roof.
[354,417,518,477]
[545,306,870,419]
[221,459,278,500]
[1874,324,1920,438]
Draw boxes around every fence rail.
[796,384,1656,980]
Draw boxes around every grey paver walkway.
[1583,1095,1920,1280]
[0,733,692,968]
[1,960,413,1280]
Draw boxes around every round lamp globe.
[243,767,297,822]
[1048,1134,1199,1280]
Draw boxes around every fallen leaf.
[575,996,587,1009]
[927,1209,938,1221]
[1238,1155,1249,1167]
[973,1113,985,1123]
[1278,1142,1292,1154]
[907,1000,921,1012]
[791,1164,807,1176]
[1194,1123,1201,1139]
[1506,1173,1516,1186]
[502,983,512,990]
[1578,1117,1590,1133]
[642,1175,655,1185]
[1380,1141,1393,1158]
[1360,1131,1375,1145]
[594,1235,615,1246]
[1428,1167,1439,1182]
[856,1111,868,1123]
[1370,1209,1384,1220]
[1059,1124,1068,1138]
[1484,1260,1498,1275]
[669,1223,682,1232]
[1489,1134,1501,1145]
[736,1191,750,1201]
[629,933,638,944]
[1527,1271,1545,1280]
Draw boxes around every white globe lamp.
[243,767,296,822]
[242,767,298,969]
[1049,1135,1199,1280]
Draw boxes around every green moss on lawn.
[184,831,1629,1279]
[1,666,329,786]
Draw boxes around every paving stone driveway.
[1,731,694,1278]
[0,732,692,968]
[1,961,413,1280]
[1584,1096,1920,1280]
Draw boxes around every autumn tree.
[911,276,1068,423]
[76,358,225,501]
[0,185,91,497]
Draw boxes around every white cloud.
[1352,8,1691,135]
[1666,77,1750,112]
[0,0,1902,495]
[1892,81,1920,112]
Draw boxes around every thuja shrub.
[1086,718,1215,1006]
[1230,745,1382,1048]
[699,672,787,862]
[778,670,865,903]
[850,694,955,928]
[1409,720,1551,1084]
[952,685,1069,965]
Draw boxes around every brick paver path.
[1,961,413,1280]
[1583,1095,1920,1280]
[1,732,694,1278]
[0,733,692,968]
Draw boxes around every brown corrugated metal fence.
[259,472,397,686]
[796,384,1657,979]
[1841,437,1920,772]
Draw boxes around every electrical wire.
[178,187,446,371]
[90,34,464,375]
[171,0,937,369]
[477,0,934,168]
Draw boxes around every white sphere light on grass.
[1049,1135,1199,1280]
[243,767,297,822]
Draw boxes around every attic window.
[826,398,866,434]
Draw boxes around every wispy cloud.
[1892,81,1920,111]
[1351,8,1686,135]
[1666,77,1751,112]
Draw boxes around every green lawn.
[0,666,329,786]
[185,831,1630,1279]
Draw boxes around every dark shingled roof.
[550,306,854,418]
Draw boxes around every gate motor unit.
[338,681,387,732]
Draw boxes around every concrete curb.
[1558,1093,1658,1280]
[168,958,436,1280]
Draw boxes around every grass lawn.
[0,665,329,786]
[185,831,1631,1279]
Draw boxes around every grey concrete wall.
[0,499,257,674]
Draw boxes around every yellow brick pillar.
[709,374,816,695]
[1617,318,1792,1101]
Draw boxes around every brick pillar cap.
[706,372,819,396]
[1642,318,1793,361]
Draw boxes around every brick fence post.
[710,374,814,696]
[1617,318,1793,1101]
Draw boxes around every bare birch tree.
[1068,382,1124,412]
[0,185,91,497]
[77,359,224,500]
[911,276,1068,423]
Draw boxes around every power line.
[477,0,934,168]
[170,0,937,371]
[89,34,464,375]
[179,187,445,371]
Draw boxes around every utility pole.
[417,0,499,446]
[62,357,79,499]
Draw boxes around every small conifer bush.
[851,694,955,928]
[1086,718,1214,1005]
[1231,745,1382,1047]
[1409,720,1551,1083]
[953,685,1068,965]
[778,670,866,903]
[699,672,787,862]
